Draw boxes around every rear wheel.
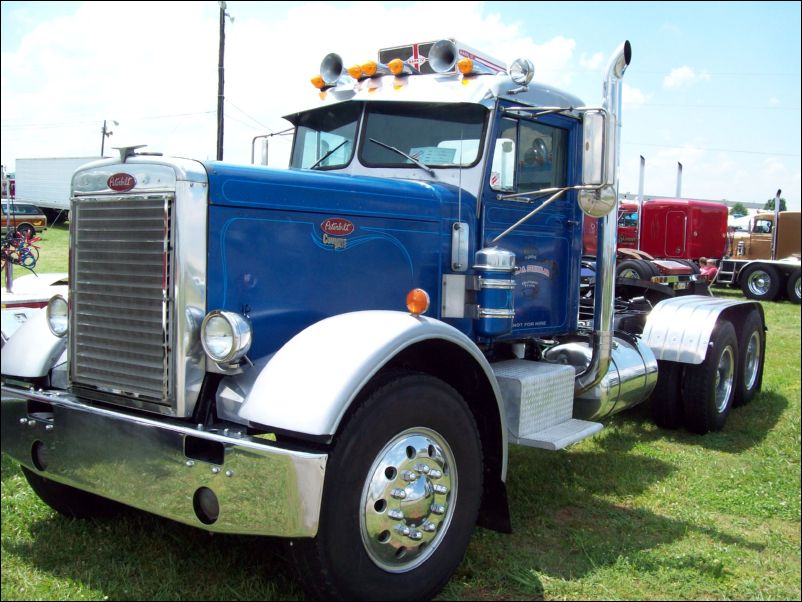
[740,264,781,301]
[651,360,684,429]
[681,320,738,433]
[787,270,801,304]
[617,259,657,281]
[16,224,35,240]
[291,373,483,601]
[734,309,765,406]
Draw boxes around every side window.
[490,117,567,194]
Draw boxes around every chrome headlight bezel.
[200,310,252,364]
[46,295,69,338]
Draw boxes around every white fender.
[238,310,506,439]
[642,295,763,364]
[1,308,67,378]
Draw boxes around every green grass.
[8,223,70,279]
[2,235,800,600]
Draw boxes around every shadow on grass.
[2,503,304,601]
[596,389,788,455]
[443,445,767,600]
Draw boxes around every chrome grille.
[70,196,174,410]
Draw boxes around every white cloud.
[623,83,651,109]
[662,66,710,89]
[579,52,604,71]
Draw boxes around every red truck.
[584,198,729,260]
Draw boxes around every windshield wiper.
[310,140,348,170]
[369,138,436,177]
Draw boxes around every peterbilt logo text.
[321,218,355,236]
[107,173,136,192]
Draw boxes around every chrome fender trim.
[238,310,507,457]
[1,308,67,378]
[642,295,763,364]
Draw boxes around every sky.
[1,1,800,210]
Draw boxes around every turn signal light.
[361,60,378,77]
[406,288,430,316]
[311,74,326,89]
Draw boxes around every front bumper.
[1,385,327,537]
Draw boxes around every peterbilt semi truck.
[1,39,767,601]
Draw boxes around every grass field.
[1,229,800,600]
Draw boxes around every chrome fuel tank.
[543,334,658,421]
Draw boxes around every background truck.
[1,39,767,601]
[582,197,727,298]
[13,157,101,223]
[716,210,801,303]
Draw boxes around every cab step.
[492,359,603,451]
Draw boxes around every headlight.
[509,58,535,85]
[200,310,252,364]
[46,295,68,337]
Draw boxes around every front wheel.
[291,373,483,601]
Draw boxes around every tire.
[21,466,123,518]
[787,270,801,304]
[291,372,483,601]
[734,309,765,406]
[617,259,657,281]
[16,224,35,240]
[675,259,701,275]
[681,320,738,434]
[651,360,684,429]
[740,264,781,301]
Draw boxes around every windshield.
[289,103,360,169]
[361,103,487,168]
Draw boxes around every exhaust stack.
[575,40,631,396]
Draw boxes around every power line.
[624,141,801,157]
[1,110,216,130]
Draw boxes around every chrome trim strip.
[1,386,326,537]
[478,308,516,318]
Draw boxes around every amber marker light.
[311,74,326,89]
[348,64,363,79]
[388,58,405,75]
[361,60,378,77]
[406,288,430,316]
[457,57,474,75]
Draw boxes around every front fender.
[238,310,504,438]
[1,308,66,378]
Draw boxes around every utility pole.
[101,120,117,156]
[217,2,234,161]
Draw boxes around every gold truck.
[717,210,801,303]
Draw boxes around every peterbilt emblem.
[321,218,355,236]
[107,173,136,192]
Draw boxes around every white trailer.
[13,157,101,222]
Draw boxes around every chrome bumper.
[1,385,327,537]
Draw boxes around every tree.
[764,197,787,211]
[729,202,748,217]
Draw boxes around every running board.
[492,360,603,451]
[510,419,603,451]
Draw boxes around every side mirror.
[581,109,607,187]
[579,109,616,218]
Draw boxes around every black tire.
[734,309,765,406]
[681,320,738,434]
[21,466,123,518]
[16,224,35,240]
[617,259,657,281]
[675,259,701,275]
[740,264,781,301]
[290,373,483,601]
[651,360,684,429]
[787,270,801,304]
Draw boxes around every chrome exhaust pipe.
[575,41,631,396]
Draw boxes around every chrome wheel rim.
[715,345,736,413]
[360,427,456,573]
[743,331,761,391]
[747,270,771,296]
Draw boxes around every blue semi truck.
[1,39,766,600]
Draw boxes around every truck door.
[665,210,687,257]
[482,111,582,337]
